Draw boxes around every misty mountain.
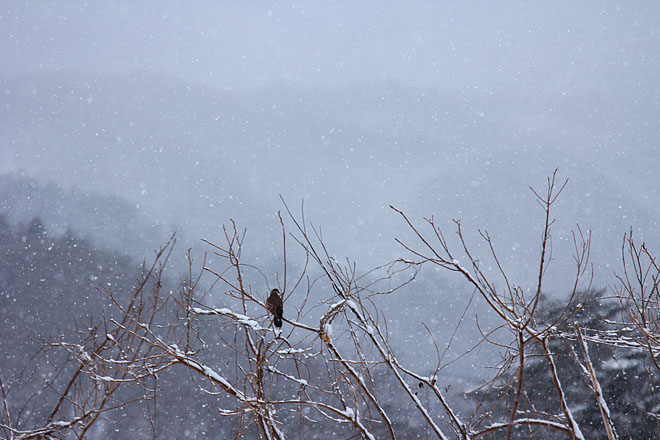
[2,73,657,294]
[0,173,170,258]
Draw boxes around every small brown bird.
[266,288,283,328]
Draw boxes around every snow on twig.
[191,307,268,331]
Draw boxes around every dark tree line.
[0,215,233,438]
[471,291,660,439]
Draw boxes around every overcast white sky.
[3,2,659,93]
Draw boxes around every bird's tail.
[274,316,282,328]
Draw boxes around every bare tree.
[3,170,660,439]
[615,230,660,371]
[0,236,177,439]
[391,169,597,439]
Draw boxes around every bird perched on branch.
[266,288,284,328]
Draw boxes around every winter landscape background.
[1,2,660,438]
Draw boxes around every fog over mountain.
[2,0,660,387]
[2,72,658,294]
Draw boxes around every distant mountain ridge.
[0,173,169,258]
[1,72,658,292]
